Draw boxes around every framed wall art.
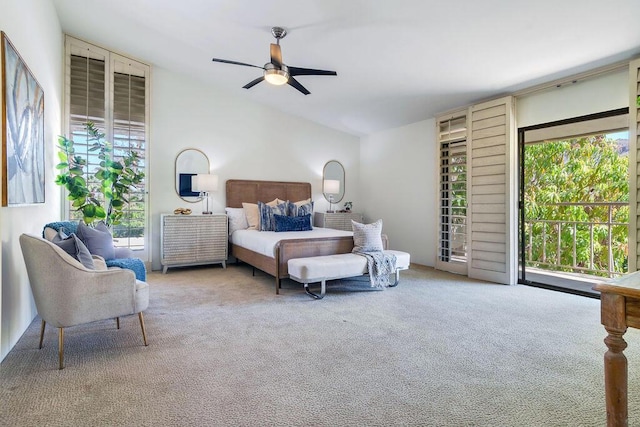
[1,31,45,206]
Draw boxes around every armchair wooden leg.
[58,328,64,370]
[39,319,46,349]
[116,317,120,329]
[138,312,148,346]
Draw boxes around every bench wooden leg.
[304,280,326,299]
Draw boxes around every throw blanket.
[355,251,397,288]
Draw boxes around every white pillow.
[225,207,249,235]
[351,219,384,252]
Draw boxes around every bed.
[226,179,386,294]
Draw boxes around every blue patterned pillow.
[287,199,314,217]
[274,214,312,232]
[258,201,288,231]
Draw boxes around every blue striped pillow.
[258,201,288,231]
[288,199,314,217]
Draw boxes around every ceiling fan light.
[264,69,289,85]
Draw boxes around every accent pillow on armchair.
[44,221,133,259]
[43,221,145,281]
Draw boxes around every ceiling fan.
[212,27,337,95]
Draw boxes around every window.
[64,36,150,257]
[436,113,468,274]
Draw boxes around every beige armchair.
[19,234,149,369]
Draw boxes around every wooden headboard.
[226,179,312,208]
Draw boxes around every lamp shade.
[192,174,219,192]
[324,179,340,194]
[264,69,289,85]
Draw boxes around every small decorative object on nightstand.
[314,211,363,231]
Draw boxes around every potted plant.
[55,122,145,226]
[344,201,353,212]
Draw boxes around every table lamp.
[192,174,219,214]
[324,179,340,213]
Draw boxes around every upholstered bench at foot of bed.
[288,250,410,299]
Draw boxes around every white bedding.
[231,227,353,258]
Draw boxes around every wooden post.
[600,292,628,427]
[603,326,628,426]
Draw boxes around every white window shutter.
[467,96,518,284]
[629,58,640,272]
[436,111,468,275]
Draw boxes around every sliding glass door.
[519,109,629,295]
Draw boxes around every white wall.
[0,0,63,360]
[359,119,438,267]
[517,68,628,127]
[149,67,360,271]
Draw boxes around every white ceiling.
[51,0,640,137]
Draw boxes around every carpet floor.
[1,263,639,426]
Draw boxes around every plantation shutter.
[436,111,468,274]
[64,36,150,258]
[110,54,149,250]
[65,39,110,215]
[629,58,640,271]
[467,96,518,284]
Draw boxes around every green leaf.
[83,204,96,217]
[56,163,69,170]
[95,206,107,219]
[72,176,87,187]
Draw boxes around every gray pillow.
[51,230,95,269]
[352,219,384,252]
[76,221,116,260]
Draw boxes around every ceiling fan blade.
[212,58,264,70]
[270,44,283,68]
[243,76,265,89]
[287,77,310,95]
[288,66,337,77]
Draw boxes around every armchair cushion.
[76,221,116,260]
[51,230,95,270]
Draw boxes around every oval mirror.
[322,160,345,207]
[175,148,210,203]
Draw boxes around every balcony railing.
[524,202,628,278]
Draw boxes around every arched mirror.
[175,149,210,203]
[322,160,345,208]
